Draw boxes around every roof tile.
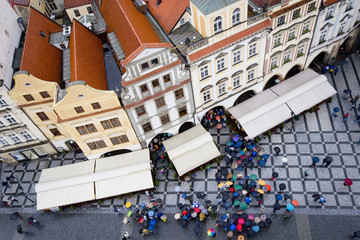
[324,0,340,6]
[69,21,107,90]
[251,0,281,8]
[20,8,63,83]
[269,0,312,18]
[189,20,270,62]
[64,0,92,9]
[147,0,190,34]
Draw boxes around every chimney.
[133,0,147,14]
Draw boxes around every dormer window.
[214,16,223,33]
[232,8,241,25]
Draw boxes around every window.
[91,102,101,110]
[87,6,93,14]
[233,76,241,88]
[346,0,353,11]
[101,118,121,130]
[274,34,281,47]
[288,28,296,40]
[175,89,184,100]
[4,115,16,124]
[292,9,301,19]
[76,124,97,135]
[135,105,146,116]
[284,51,291,62]
[141,62,149,70]
[110,135,129,145]
[217,58,225,72]
[214,16,222,33]
[277,15,285,26]
[47,0,57,10]
[0,120,4,127]
[50,128,62,136]
[203,90,211,102]
[232,8,241,25]
[200,66,209,79]
[218,83,226,95]
[180,18,185,25]
[338,22,346,35]
[302,21,310,33]
[36,112,49,121]
[249,43,257,57]
[325,6,335,19]
[140,84,149,93]
[142,122,152,133]
[178,106,187,117]
[247,69,255,81]
[270,57,278,69]
[39,91,50,98]
[74,9,80,17]
[40,31,46,38]
[8,134,21,144]
[307,2,316,12]
[297,45,305,57]
[0,137,10,146]
[319,30,327,43]
[163,74,171,84]
[20,131,33,141]
[152,79,160,88]
[23,94,35,101]
[74,106,85,113]
[160,114,170,125]
[151,58,159,65]
[155,97,165,108]
[87,140,107,150]
[233,50,241,64]
[0,97,7,106]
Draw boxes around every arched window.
[214,16,222,33]
[232,8,241,25]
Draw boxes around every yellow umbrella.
[257,189,264,194]
[258,179,266,186]
[125,202,131,208]
[225,181,233,186]
[217,183,224,188]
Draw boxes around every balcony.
[302,28,310,35]
[345,6,353,12]
[307,6,316,13]
[273,42,282,48]
[325,15,334,21]
[283,58,291,64]
[297,52,304,58]
[292,14,300,20]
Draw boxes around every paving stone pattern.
[1,54,360,214]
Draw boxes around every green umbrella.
[240,202,248,210]
[254,155,261,161]
[249,174,257,181]
[231,175,237,182]
[233,200,240,206]
[127,210,133,217]
[234,184,242,190]
[226,141,233,146]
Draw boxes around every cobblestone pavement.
[1,54,359,215]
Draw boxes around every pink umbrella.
[344,178,353,186]
[248,214,254,220]
[238,218,245,225]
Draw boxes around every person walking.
[304,169,313,179]
[312,194,321,202]
[343,113,349,122]
[334,67,338,75]
[322,156,333,167]
[310,157,320,167]
[122,232,130,240]
[350,230,360,239]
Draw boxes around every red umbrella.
[194,207,201,213]
[182,210,188,216]
[229,187,235,193]
[236,224,242,231]
[344,178,353,186]
[292,199,299,207]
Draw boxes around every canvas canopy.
[35,149,153,210]
[228,69,336,139]
[162,124,220,176]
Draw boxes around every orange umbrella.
[292,199,299,207]
[264,184,271,192]
[215,115,221,121]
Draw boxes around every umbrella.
[193,202,199,208]
[258,150,265,156]
[194,207,201,213]
[174,213,181,220]
[286,203,294,211]
[10,212,21,220]
[191,212,198,218]
[258,179,265,186]
[236,224,242,231]
[245,197,252,204]
[232,162,238,169]
[182,210,188,216]
[148,211,155,217]
[292,199,299,206]
[245,151,251,157]
[276,194,283,201]
[217,183,224,188]
[233,200,240,206]
[344,178,353,186]
[272,172,279,178]
[224,156,231,164]
[262,154,269,160]
[127,210,133,217]
[249,174,257,180]
[149,219,157,226]
[240,213,248,219]
[273,202,281,211]
[148,225,154,232]
[230,224,236,231]
[264,185,271,192]
[258,221,266,228]
[234,184,242,190]
[343,89,351,94]
[248,214,254,220]
[244,219,251,227]
[199,213,206,221]
[312,157,320,163]
[281,157,288,163]
[240,202,248,210]
[250,181,256,187]
[259,160,266,166]
[242,190,248,195]
[279,183,286,191]
[225,181,233,186]
[250,191,258,197]
[238,218,245,224]
[265,218,272,226]
[125,202,131,208]
[254,217,261,224]
[333,107,340,113]
[175,186,181,192]
[260,215,267,221]
[252,225,260,232]
[229,187,235,193]
[227,173,233,179]
[257,189,264,194]
[238,179,246,185]
[220,167,228,176]
[226,141,233,146]
[284,194,292,201]
[224,201,232,209]
[274,146,281,153]
[182,193,187,199]
[231,174,237,182]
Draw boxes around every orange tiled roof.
[64,0,92,9]
[20,8,62,83]
[269,0,312,18]
[100,0,172,66]
[324,0,340,6]
[69,21,107,90]
[251,0,281,8]
[189,20,271,62]
[147,0,190,34]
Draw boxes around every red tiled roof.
[251,0,281,8]
[147,0,190,34]
[20,8,63,83]
[64,0,92,9]
[100,0,172,66]
[324,0,340,6]
[7,0,29,6]
[69,21,108,90]
[269,0,312,18]
[189,20,271,62]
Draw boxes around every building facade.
[64,0,94,23]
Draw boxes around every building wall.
[121,48,194,146]
[0,0,22,89]
[172,11,192,33]
[53,83,141,159]
[263,0,320,83]
[66,4,93,21]
[306,0,360,67]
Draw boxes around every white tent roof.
[228,69,336,139]
[35,149,153,210]
[162,124,220,176]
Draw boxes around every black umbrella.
[244,219,252,227]
[223,156,231,164]
[274,147,281,154]
[247,229,256,237]
[343,89,351,94]
[183,204,190,210]
[177,203,183,209]
[258,221,266,228]
[272,172,279,178]
[265,217,272,226]
[229,218,235,224]
[284,194,292,201]
[10,212,21,220]
[251,191,258,197]
[205,200,212,206]
[273,202,282,210]
[325,156,333,162]
[279,183,286,191]
[240,213,248,219]
[220,167,228,176]
[243,159,250,165]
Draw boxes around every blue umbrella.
[148,211,155,217]
[252,151,257,157]
[312,157,320,163]
[238,179,245,185]
[233,136,239,142]
[259,160,266,166]
[250,181,256,187]
[262,154,269,160]
[182,193,187,199]
[248,145,254,150]
[234,141,242,147]
[333,107,340,112]
[149,219,157,226]
[237,166,244,172]
[230,224,236,231]
[240,150,245,155]
[245,197,252,204]
[251,191,258,197]
[244,176,250,180]
[148,225,154,231]
[182,215,188,220]
[221,214,228,220]
[233,192,239,197]
[286,203,294,211]
[252,225,260,232]
[276,194,283,201]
